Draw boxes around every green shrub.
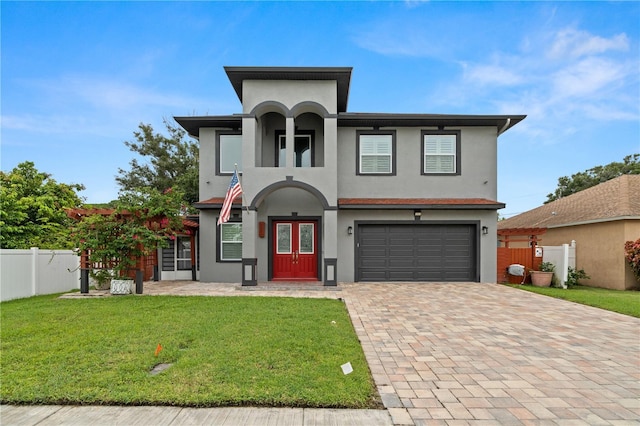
[566,267,590,288]
[624,238,640,282]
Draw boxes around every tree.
[70,187,185,282]
[116,119,199,207]
[0,162,84,249]
[545,154,640,203]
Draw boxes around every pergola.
[497,228,547,248]
[66,208,198,293]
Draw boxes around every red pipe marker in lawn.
[155,343,163,357]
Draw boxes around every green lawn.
[506,284,640,318]
[0,295,380,408]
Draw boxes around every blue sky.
[2,1,638,217]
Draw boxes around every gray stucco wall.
[336,127,498,200]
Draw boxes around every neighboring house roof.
[339,198,505,210]
[175,113,525,139]
[498,175,640,229]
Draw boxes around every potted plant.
[530,261,555,287]
[90,268,114,290]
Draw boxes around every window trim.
[356,130,396,176]
[217,220,243,262]
[421,130,461,176]
[274,130,315,167]
[216,131,242,176]
[175,235,192,271]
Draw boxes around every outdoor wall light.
[347,226,353,235]
[482,226,489,235]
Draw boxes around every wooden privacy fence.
[497,247,542,283]
[497,228,546,283]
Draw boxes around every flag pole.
[235,163,249,214]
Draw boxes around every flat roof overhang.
[337,113,526,133]
[175,113,526,138]
[174,115,242,138]
[224,66,353,113]
[339,198,506,210]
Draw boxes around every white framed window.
[357,131,395,175]
[219,223,242,261]
[176,236,192,270]
[218,133,242,174]
[422,131,460,175]
[276,131,314,168]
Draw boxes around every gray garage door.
[356,224,478,282]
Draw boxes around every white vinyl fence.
[0,248,80,302]
[542,242,576,289]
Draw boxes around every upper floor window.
[217,132,242,175]
[275,130,314,167]
[357,130,396,175]
[422,130,461,175]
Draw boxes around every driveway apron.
[342,283,640,425]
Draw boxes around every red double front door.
[272,220,318,281]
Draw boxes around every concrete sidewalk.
[0,405,392,425]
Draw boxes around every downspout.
[498,118,511,136]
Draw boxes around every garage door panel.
[388,248,415,258]
[360,271,389,281]
[357,224,477,282]
[389,270,416,280]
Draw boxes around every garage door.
[356,224,478,282]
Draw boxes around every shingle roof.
[498,175,640,229]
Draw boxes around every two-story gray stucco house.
[175,66,525,285]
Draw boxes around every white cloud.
[462,62,524,86]
[551,57,628,99]
[547,29,629,59]
[27,75,198,111]
[441,26,638,125]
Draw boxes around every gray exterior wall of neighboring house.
[177,66,523,284]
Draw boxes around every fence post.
[135,270,143,294]
[561,243,570,288]
[30,247,39,297]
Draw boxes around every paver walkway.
[9,281,640,425]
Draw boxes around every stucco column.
[323,209,338,286]
[241,208,258,286]
[285,116,295,169]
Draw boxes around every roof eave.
[337,114,526,132]
[174,116,242,138]
[224,66,353,113]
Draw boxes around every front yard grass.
[0,295,379,408]
[507,284,640,318]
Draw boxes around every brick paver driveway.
[342,283,639,425]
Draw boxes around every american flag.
[217,170,243,225]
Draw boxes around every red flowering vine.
[624,238,640,282]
